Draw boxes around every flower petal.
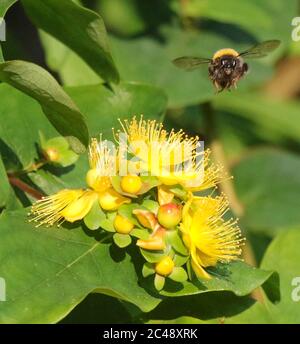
[61,190,98,222]
[98,188,131,211]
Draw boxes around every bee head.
[220,57,236,75]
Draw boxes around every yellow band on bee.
[213,48,239,60]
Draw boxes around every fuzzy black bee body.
[208,54,248,92]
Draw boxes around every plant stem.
[23,160,47,174]
[8,175,44,200]
[202,101,263,303]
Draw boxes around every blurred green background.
[1,0,300,324]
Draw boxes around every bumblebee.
[172,40,281,92]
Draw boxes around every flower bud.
[121,175,142,194]
[155,256,175,276]
[45,147,59,162]
[114,214,134,234]
[157,203,182,229]
[98,188,131,211]
[132,209,157,230]
[41,136,78,167]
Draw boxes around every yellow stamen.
[116,116,202,173]
[61,190,98,223]
[29,189,85,227]
[180,194,244,279]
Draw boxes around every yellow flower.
[86,137,116,191]
[115,116,201,175]
[29,189,94,227]
[159,150,224,191]
[29,138,130,227]
[180,193,244,279]
[116,116,223,191]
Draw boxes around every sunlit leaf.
[22,0,119,83]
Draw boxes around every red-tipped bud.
[157,203,182,229]
[133,209,157,230]
[136,226,166,251]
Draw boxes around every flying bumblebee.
[172,40,281,92]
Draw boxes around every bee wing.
[239,40,281,59]
[172,56,211,71]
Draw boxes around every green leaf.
[160,261,278,300]
[84,201,106,231]
[58,149,79,167]
[140,249,165,263]
[172,252,189,267]
[0,209,160,323]
[39,30,101,87]
[28,170,68,195]
[0,0,17,16]
[42,136,69,151]
[260,229,300,323]
[167,230,188,256]
[172,0,297,44]
[98,0,147,37]
[223,302,273,324]
[21,0,119,83]
[113,233,132,248]
[141,200,159,213]
[0,61,89,153]
[130,228,149,240]
[99,218,115,232]
[60,294,134,324]
[154,274,165,291]
[0,84,58,169]
[142,262,155,278]
[213,92,300,143]
[169,267,188,283]
[0,155,10,207]
[233,149,300,235]
[178,0,271,35]
[145,292,258,323]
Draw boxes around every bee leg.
[213,80,221,93]
[213,80,220,94]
